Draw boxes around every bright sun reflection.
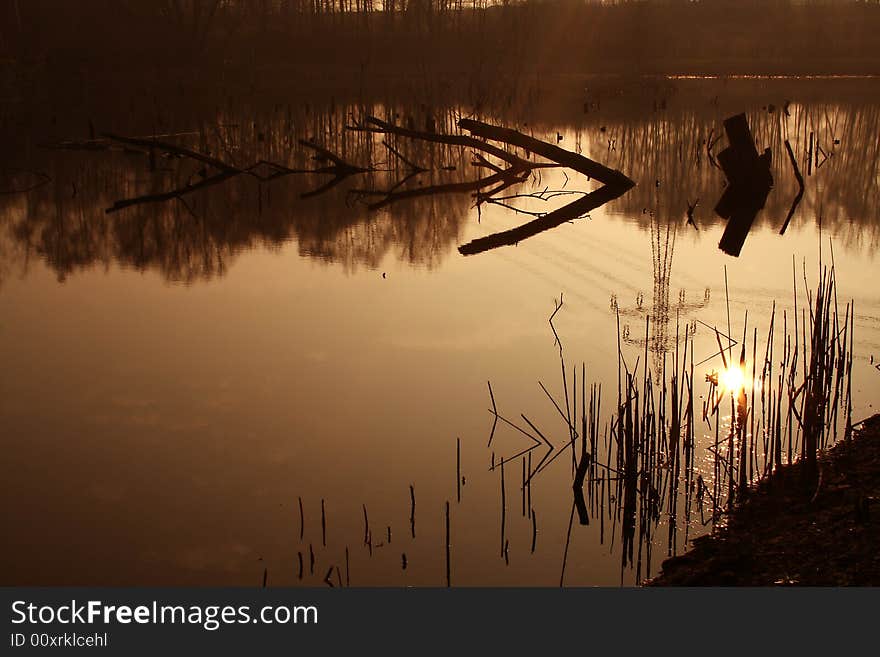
[720,365,745,395]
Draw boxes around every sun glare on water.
[720,365,746,395]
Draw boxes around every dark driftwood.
[102,132,239,173]
[103,134,367,211]
[382,140,426,173]
[453,119,634,254]
[458,119,635,255]
[713,113,773,257]
[350,116,534,170]
[356,167,528,211]
[714,114,772,190]
[300,139,367,176]
[96,119,634,251]
[459,118,635,187]
[298,139,370,199]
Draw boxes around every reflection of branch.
[492,189,588,203]
[96,120,635,256]
[474,176,528,205]
[382,140,426,173]
[707,128,722,170]
[573,451,591,526]
[780,139,805,235]
[300,174,349,200]
[353,167,527,212]
[0,168,51,195]
[298,139,369,200]
[480,200,549,219]
[459,183,629,256]
[378,140,428,195]
[480,188,591,218]
[103,134,371,211]
[300,139,366,175]
[106,169,240,213]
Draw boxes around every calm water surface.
[1,77,878,585]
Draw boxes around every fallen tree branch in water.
[102,134,372,212]
[102,132,240,173]
[348,115,527,169]
[455,119,635,254]
[459,118,634,187]
[0,168,52,195]
[352,166,528,212]
[65,119,634,252]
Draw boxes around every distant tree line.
[1,0,879,76]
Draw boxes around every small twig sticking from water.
[560,503,576,587]
[549,293,564,350]
[531,509,537,554]
[456,437,462,503]
[527,451,533,518]
[487,381,499,447]
[409,485,416,538]
[445,501,452,588]
[500,458,507,558]
[362,504,370,547]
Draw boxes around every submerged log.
[714,113,773,257]
[456,120,635,255]
[351,116,529,170]
[356,167,528,212]
[459,119,634,187]
[102,132,239,174]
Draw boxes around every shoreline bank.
[648,414,880,586]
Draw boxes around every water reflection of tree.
[0,104,475,282]
[1,94,878,284]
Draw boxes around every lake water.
[1,76,878,586]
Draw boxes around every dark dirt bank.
[649,414,880,586]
